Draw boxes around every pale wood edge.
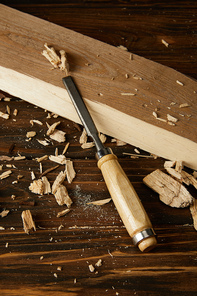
[0,65,197,170]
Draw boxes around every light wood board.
[0,4,197,169]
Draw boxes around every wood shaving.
[0,209,10,218]
[42,176,51,194]
[87,198,112,206]
[6,105,10,115]
[14,156,26,160]
[54,185,72,207]
[81,142,95,149]
[49,154,67,165]
[0,155,13,161]
[79,128,88,144]
[65,159,76,183]
[36,155,48,162]
[62,142,70,155]
[42,43,69,74]
[49,129,66,143]
[37,139,50,146]
[46,121,61,136]
[175,161,183,173]
[13,109,18,116]
[167,114,178,123]
[164,160,176,168]
[179,103,190,108]
[190,199,197,231]
[26,131,36,138]
[121,93,136,96]
[52,171,66,194]
[21,210,36,234]
[30,119,43,126]
[95,259,102,267]
[57,208,70,218]
[176,80,184,86]
[0,170,12,180]
[0,111,9,119]
[161,39,169,47]
[31,171,36,180]
[29,179,44,195]
[88,264,95,272]
[143,169,193,208]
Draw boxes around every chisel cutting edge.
[62,76,157,252]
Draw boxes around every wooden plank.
[0,4,197,169]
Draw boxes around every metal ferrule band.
[132,228,156,246]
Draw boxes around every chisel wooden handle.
[98,153,157,252]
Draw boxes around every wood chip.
[36,155,48,162]
[49,154,67,165]
[143,169,193,208]
[21,210,36,234]
[0,209,10,218]
[26,131,36,138]
[54,185,72,207]
[175,161,183,173]
[0,170,12,180]
[42,176,51,194]
[0,155,13,161]
[42,43,61,68]
[87,198,112,206]
[29,179,44,195]
[79,128,88,144]
[81,142,95,149]
[57,208,71,218]
[14,156,26,161]
[37,139,50,146]
[13,109,18,116]
[0,111,9,119]
[95,259,102,267]
[179,103,190,108]
[49,129,66,143]
[121,92,136,96]
[117,45,128,51]
[62,142,70,155]
[190,199,197,231]
[176,80,184,86]
[164,160,176,168]
[161,39,169,47]
[65,159,76,184]
[52,171,66,194]
[88,264,95,272]
[167,114,178,123]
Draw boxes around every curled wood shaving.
[21,210,36,234]
[65,159,76,184]
[46,121,61,136]
[54,185,72,207]
[42,43,69,74]
[30,119,43,126]
[87,198,112,206]
[143,169,193,208]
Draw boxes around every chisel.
[62,76,157,252]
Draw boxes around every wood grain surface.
[0,1,197,295]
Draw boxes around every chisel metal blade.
[62,76,110,157]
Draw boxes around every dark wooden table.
[0,1,197,295]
